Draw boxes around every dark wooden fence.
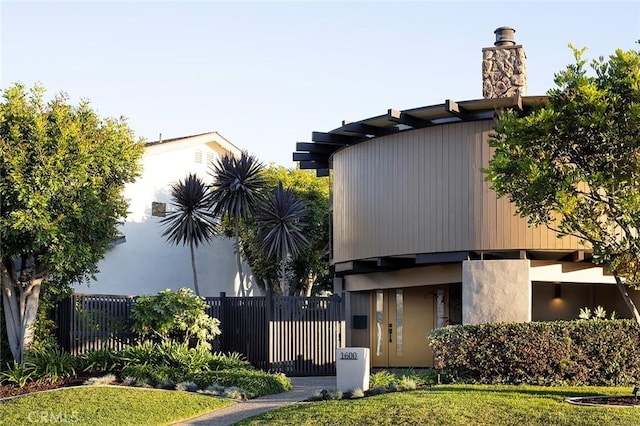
[55,292,344,376]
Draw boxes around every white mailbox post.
[336,347,370,393]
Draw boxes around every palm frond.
[256,182,310,261]
[160,173,218,247]
[208,151,265,220]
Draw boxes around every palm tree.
[160,173,217,296]
[255,182,310,295]
[208,151,265,295]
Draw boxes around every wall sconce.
[554,283,562,299]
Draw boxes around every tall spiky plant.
[256,182,310,295]
[208,151,265,295]
[160,173,217,296]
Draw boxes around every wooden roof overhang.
[333,249,591,277]
[293,95,548,177]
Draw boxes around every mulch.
[567,396,640,407]
[0,372,117,399]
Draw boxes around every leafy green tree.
[160,173,217,296]
[130,287,221,349]
[237,166,330,296]
[255,182,310,295]
[208,152,265,296]
[0,83,143,363]
[485,45,640,324]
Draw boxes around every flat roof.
[293,95,548,176]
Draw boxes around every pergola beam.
[312,131,364,145]
[341,122,399,137]
[387,109,433,128]
[445,99,470,119]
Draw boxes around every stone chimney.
[482,27,527,98]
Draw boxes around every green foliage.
[30,285,73,353]
[369,369,445,390]
[369,370,397,388]
[0,82,143,283]
[485,46,640,288]
[130,288,221,349]
[26,347,77,383]
[79,348,124,373]
[0,82,144,362]
[0,361,35,387]
[238,165,331,295]
[121,364,180,385]
[428,319,640,385]
[189,369,291,397]
[208,351,253,370]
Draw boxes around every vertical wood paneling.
[332,120,585,262]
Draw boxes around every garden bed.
[566,395,640,407]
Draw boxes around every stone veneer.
[482,45,527,98]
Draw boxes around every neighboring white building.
[74,131,255,297]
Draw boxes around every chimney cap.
[494,26,516,47]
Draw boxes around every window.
[194,150,203,163]
[151,202,166,217]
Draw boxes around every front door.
[370,286,447,367]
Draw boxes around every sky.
[2,1,639,168]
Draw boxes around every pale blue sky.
[2,1,639,167]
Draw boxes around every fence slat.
[56,292,343,376]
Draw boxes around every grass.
[238,385,640,426]
[0,386,234,425]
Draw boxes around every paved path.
[172,376,336,426]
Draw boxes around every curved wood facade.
[332,119,585,263]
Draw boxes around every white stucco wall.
[73,133,255,297]
[462,259,531,324]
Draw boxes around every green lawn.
[238,385,640,426]
[0,386,234,425]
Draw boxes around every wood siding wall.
[332,120,584,263]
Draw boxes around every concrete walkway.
[172,376,336,426]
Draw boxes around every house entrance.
[370,286,447,368]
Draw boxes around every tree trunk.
[280,259,288,296]
[615,275,640,326]
[304,272,314,297]
[1,265,43,365]
[189,242,200,296]
[234,221,245,296]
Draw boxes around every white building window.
[194,150,203,163]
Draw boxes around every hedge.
[189,369,292,397]
[428,320,640,386]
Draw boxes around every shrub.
[79,349,124,373]
[428,319,640,386]
[26,347,77,383]
[175,381,199,392]
[189,369,291,397]
[121,364,181,385]
[369,370,397,388]
[0,362,35,387]
[83,374,117,386]
[130,288,221,349]
[208,351,253,371]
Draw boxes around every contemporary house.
[294,27,640,368]
[74,131,255,297]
